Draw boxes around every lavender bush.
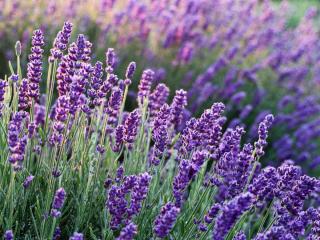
[0,24,319,239]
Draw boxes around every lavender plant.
[0,24,319,239]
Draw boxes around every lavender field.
[0,0,320,239]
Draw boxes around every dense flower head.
[106,48,116,73]
[254,114,274,157]
[50,21,73,61]
[153,202,180,238]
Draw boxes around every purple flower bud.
[106,48,116,73]
[69,232,83,240]
[149,83,170,119]
[23,175,34,189]
[4,230,13,240]
[125,61,136,80]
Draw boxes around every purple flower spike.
[124,109,141,150]
[4,230,13,240]
[50,22,73,61]
[0,79,8,117]
[106,48,116,73]
[69,232,83,240]
[126,62,136,79]
[8,111,29,171]
[171,89,187,128]
[27,29,44,103]
[113,125,125,152]
[116,222,137,240]
[137,69,154,105]
[51,187,66,218]
[23,175,34,189]
[254,114,274,157]
[153,202,180,238]
[149,83,170,119]
[212,193,254,240]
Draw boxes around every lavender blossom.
[4,230,13,240]
[106,48,116,73]
[50,21,73,61]
[23,175,34,189]
[149,83,170,119]
[18,78,30,111]
[51,188,66,218]
[69,232,83,240]
[113,125,125,152]
[254,114,274,157]
[124,61,136,85]
[27,29,44,102]
[153,202,180,238]
[137,69,154,105]
[116,222,137,240]
[0,79,8,117]
[124,109,141,150]
[212,193,254,240]
[8,111,29,171]
[171,89,187,128]
[128,172,152,217]
[105,87,123,130]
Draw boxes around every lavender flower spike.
[254,114,274,157]
[116,222,137,240]
[51,187,66,218]
[69,232,83,240]
[0,79,8,117]
[171,89,187,128]
[4,230,14,240]
[125,61,136,85]
[23,175,35,189]
[137,69,154,105]
[153,202,180,238]
[27,29,44,102]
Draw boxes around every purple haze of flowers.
[51,187,66,218]
[27,29,44,103]
[8,111,29,171]
[4,230,13,240]
[116,222,137,240]
[137,69,154,105]
[153,202,180,238]
[0,79,8,117]
[69,232,83,240]
[171,89,187,128]
[212,192,254,240]
[123,109,141,150]
[23,175,35,189]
